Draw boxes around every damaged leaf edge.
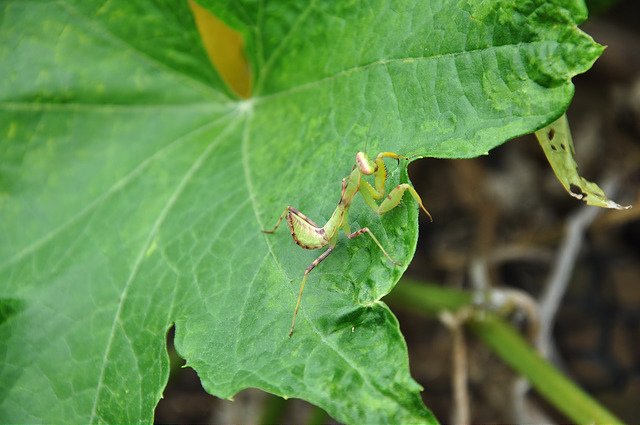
[535,113,631,210]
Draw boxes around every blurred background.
[155,1,640,423]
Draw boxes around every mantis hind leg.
[289,245,335,337]
[262,207,289,234]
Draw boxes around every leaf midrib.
[239,108,425,421]
[254,0,317,94]
[255,40,546,102]
[0,102,235,113]
[88,116,241,424]
[56,0,225,101]
[0,111,237,275]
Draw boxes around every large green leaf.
[0,0,601,423]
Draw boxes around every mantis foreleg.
[360,181,432,220]
[379,184,431,219]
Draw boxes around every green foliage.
[0,0,601,423]
[388,280,624,425]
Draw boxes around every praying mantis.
[263,151,431,336]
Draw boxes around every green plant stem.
[386,279,624,425]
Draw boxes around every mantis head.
[355,151,376,175]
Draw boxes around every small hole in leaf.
[569,183,586,198]
[547,129,555,140]
[560,144,566,151]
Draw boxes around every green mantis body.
[263,151,430,336]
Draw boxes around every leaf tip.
[602,199,632,210]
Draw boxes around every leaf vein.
[233,252,269,358]
[56,0,223,100]
[239,97,417,414]
[0,111,235,273]
[0,101,235,113]
[88,118,239,423]
[256,40,537,102]
[255,0,317,94]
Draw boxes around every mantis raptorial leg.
[263,151,431,336]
